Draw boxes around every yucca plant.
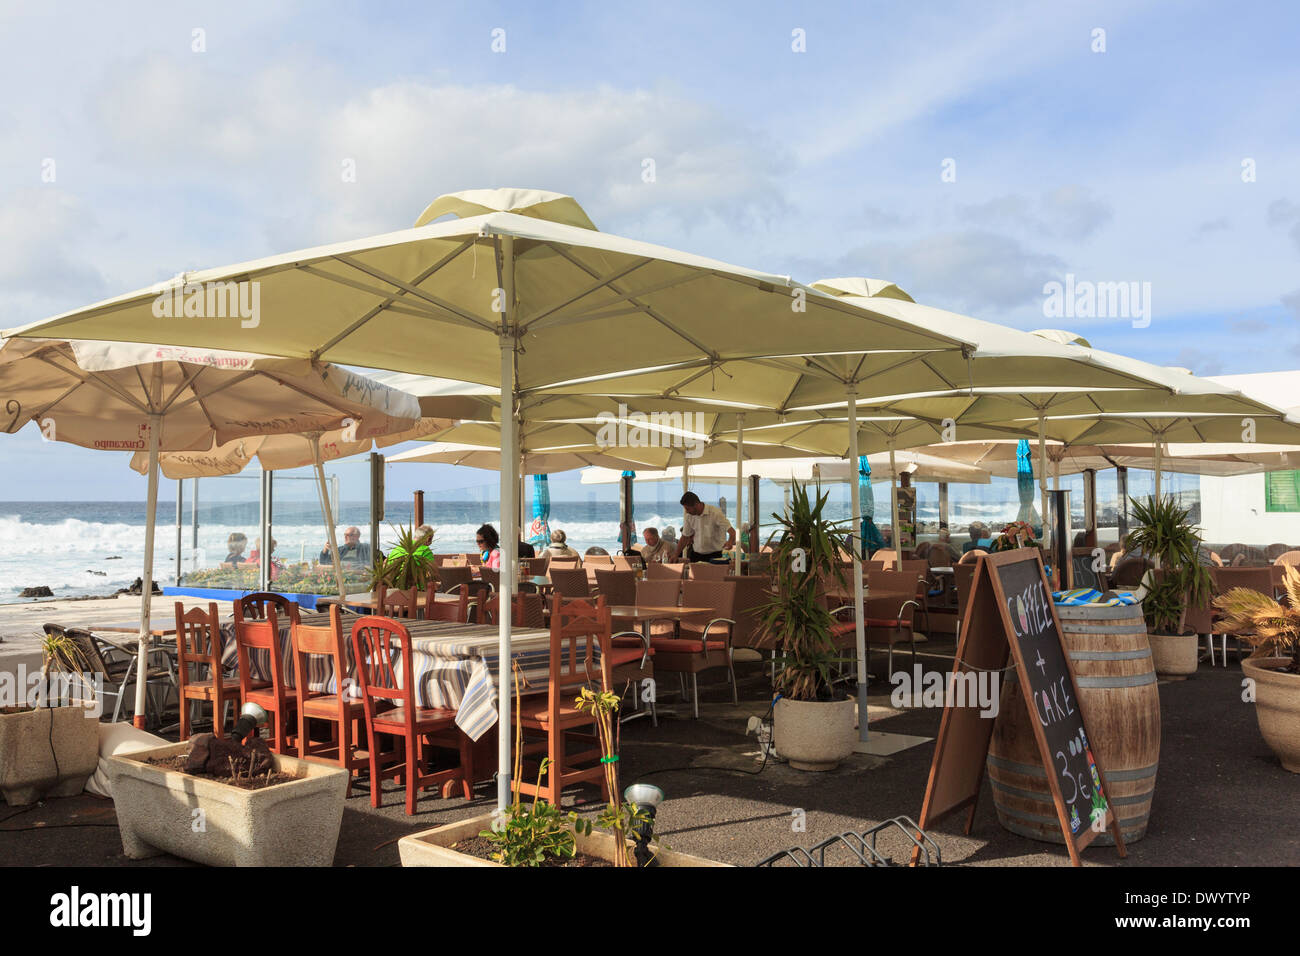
[369,522,437,592]
[39,630,95,708]
[755,480,852,701]
[1125,495,1212,634]
[1213,565,1300,674]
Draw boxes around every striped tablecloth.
[219,615,556,739]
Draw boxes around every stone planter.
[772,696,857,771]
[106,743,348,866]
[1148,632,1198,680]
[0,705,99,805]
[399,812,731,867]
[1242,657,1300,773]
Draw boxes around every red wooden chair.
[291,605,366,794]
[350,616,473,813]
[423,588,470,624]
[232,601,296,754]
[237,591,301,625]
[175,601,241,740]
[512,595,615,806]
[375,585,418,619]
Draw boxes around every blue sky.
[1,0,1298,500]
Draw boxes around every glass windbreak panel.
[1095,469,1120,545]
[268,459,374,595]
[178,473,263,592]
[1265,470,1300,513]
[947,474,1034,546]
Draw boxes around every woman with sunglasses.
[475,523,501,570]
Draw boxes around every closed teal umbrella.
[528,474,551,548]
[859,455,884,555]
[1015,439,1039,531]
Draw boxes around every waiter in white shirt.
[673,490,736,563]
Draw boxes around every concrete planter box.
[1148,632,1198,680]
[1242,657,1300,773]
[773,696,857,771]
[106,742,348,866]
[399,811,731,867]
[0,705,99,805]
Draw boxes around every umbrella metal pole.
[1038,413,1049,543]
[190,478,199,566]
[889,440,901,570]
[134,409,162,729]
[496,236,517,814]
[310,435,348,602]
[847,389,869,742]
[735,413,744,574]
[174,480,183,586]
[1153,438,1163,503]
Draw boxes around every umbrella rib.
[521,256,655,326]
[542,244,717,359]
[328,253,494,330]
[159,363,206,413]
[297,265,480,328]
[33,353,152,416]
[524,273,708,332]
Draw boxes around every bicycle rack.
[755,815,941,867]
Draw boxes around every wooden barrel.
[987,603,1160,845]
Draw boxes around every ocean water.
[0,499,745,604]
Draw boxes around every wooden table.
[95,620,179,638]
[605,605,714,642]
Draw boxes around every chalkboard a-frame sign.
[913,549,1127,866]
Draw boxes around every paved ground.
[4,640,1297,867]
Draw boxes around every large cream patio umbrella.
[7,188,989,803]
[0,338,421,727]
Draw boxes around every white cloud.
[958,185,1113,241]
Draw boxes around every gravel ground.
[4,639,1297,868]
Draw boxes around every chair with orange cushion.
[649,579,736,718]
[862,569,923,677]
[350,616,473,813]
[513,596,615,806]
[291,605,367,795]
[482,591,548,629]
[175,601,242,740]
[375,585,418,619]
[592,570,655,724]
[232,601,296,754]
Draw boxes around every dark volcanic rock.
[19,586,53,598]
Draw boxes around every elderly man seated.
[320,526,372,566]
[637,526,673,563]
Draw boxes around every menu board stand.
[912,549,1127,866]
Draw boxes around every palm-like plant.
[368,523,437,592]
[1213,565,1300,674]
[1125,495,1212,634]
[755,481,852,701]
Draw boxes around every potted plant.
[756,480,857,771]
[0,630,99,806]
[1212,567,1300,772]
[1125,495,1213,679]
[369,522,437,593]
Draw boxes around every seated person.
[518,535,537,559]
[476,524,501,570]
[540,529,580,560]
[248,537,283,581]
[222,532,248,567]
[637,527,673,564]
[320,526,372,566]
[962,522,990,554]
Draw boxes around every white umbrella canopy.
[580,451,991,486]
[0,189,986,806]
[918,440,1277,479]
[0,338,421,727]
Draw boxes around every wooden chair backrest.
[1211,566,1276,598]
[376,585,418,618]
[350,617,416,728]
[233,601,289,704]
[546,596,612,699]
[954,563,977,621]
[647,562,686,581]
[424,589,470,623]
[594,569,637,605]
[237,591,300,625]
[175,601,223,681]
[549,566,591,598]
[290,605,347,697]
